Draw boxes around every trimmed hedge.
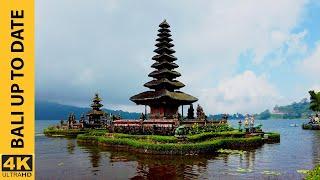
[187,124,234,135]
[105,131,246,144]
[187,131,245,142]
[105,133,178,143]
[77,134,264,155]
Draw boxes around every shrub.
[306,164,320,180]
[110,133,178,143]
[187,124,234,135]
[187,131,245,142]
[113,126,175,136]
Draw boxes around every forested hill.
[35,101,140,120]
[271,98,312,119]
[209,98,312,120]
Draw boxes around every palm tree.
[309,90,320,113]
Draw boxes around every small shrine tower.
[87,93,106,123]
[130,20,198,119]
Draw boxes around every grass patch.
[87,129,108,136]
[44,128,88,137]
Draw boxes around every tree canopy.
[309,90,320,112]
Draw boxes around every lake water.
[36,119,320,179]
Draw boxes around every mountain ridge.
[35,101,140,120]
[36,99,312,120]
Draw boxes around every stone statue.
[187,104,195,119]
[196,104,205,120]
[140,113,146,121]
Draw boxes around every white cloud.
[268,30,308,67]
[198,71,282,114]
[299,42,320,93]
[181,0,307,66]
[36,0,310,113]
[301,42,320,76]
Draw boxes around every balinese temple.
[130,20,198,119]
[87,93,106,124]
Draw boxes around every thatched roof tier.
[151,61,178,69]
[152,53,177,61]
[155,41,174,48]
[156,36,173,42]
[144,78,185,89]
[158,28,171,33]
[154,47,175,54]
[157,31,172,37]
[86,109,105,116]
[148,69,181,79]
[90,93,103,110]
[130,89,198,105]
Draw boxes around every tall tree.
[309,90,320,112]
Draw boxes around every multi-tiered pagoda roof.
[130,20,198,107]
[87,93,105,117]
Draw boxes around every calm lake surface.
[36,119,320,180]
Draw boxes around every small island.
[44,20,280,155]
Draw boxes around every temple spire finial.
[159,19,170,28]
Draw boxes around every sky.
[36,0,320,114]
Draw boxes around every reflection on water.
[67,139,76,155]
[36,120,320,179]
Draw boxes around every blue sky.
[36,0,320,114]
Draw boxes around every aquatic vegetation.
[236,168,252,173]
[217,149,245,155]
[262,170,281,176]
[57,162,64,166]
[297,169,309,174]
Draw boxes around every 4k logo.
[1,155,32,171]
